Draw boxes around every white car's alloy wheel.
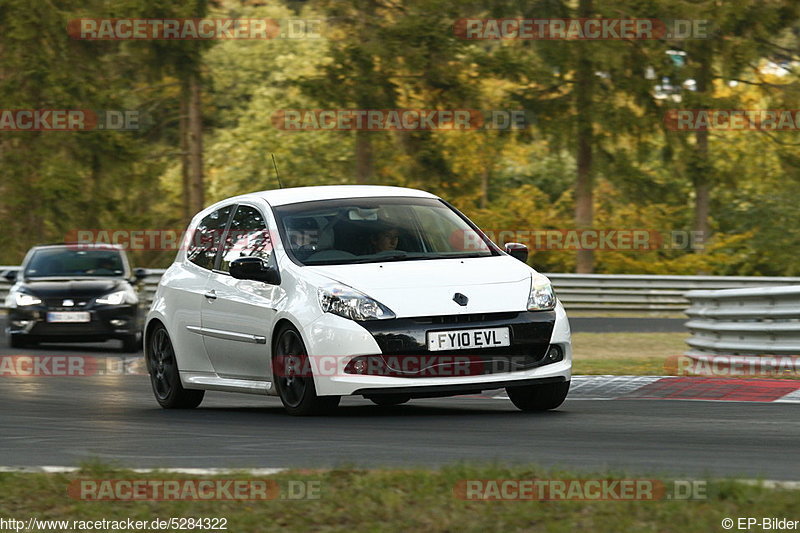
[273,325,340,416]
[147,325,204,409]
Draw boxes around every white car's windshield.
[274,197,496,265]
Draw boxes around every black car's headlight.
[527,275,556,311]
[10,291,43,307]
[318,285,396,321]
[96,287,138,306]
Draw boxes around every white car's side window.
[219,204,274,273]
[187,205,234,270]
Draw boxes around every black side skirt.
[356,376,567,399]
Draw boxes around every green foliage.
[1,0,800,274]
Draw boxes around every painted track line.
[493,375,800,402]
[0,466,286,475]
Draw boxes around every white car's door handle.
[204,290,217,300]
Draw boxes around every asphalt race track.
[1,318,798,481]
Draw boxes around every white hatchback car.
[145,185,571,415]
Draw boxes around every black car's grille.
[44,298,91,310]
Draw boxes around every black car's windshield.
[274,197,496,266]
[24,248,126,278]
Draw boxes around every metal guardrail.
[2,265,800,313]
[0,266,20,308]
[684,286,800,355]
[141,271,163,306]
[545,273,800,311]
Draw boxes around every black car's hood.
[21,278,126,299]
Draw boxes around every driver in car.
[288,218,321,259]
[370,226,400,253]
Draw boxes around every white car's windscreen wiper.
[346,251,492,264]
[349,252,412,264]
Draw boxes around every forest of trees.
[2,0,800,275]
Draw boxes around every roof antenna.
[271,153,284,189]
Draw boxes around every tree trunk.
[355,130,373,184]
[180,79,191,222]
[87,153,101,227]
[574,0,595,273]
[692,44,713,255]
[693,130,711,247]
[187,71,204,214]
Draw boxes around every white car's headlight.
[527,275,556,311]
[12,292,42,307]
[318,285,396,321]
[96,288,137,306]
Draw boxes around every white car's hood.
[306,255,534,318]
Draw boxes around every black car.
[4,244,146,352]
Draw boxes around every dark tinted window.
[187,206,234,270]
[219,205,274,273]
[273,197,495,266]
[24,248,125,278]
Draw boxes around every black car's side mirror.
[504,242,529,263]
[230,257,281,285]
[2,269,17,282]
[133,268,148,282]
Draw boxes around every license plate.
[427,327,510,351]
[47,312,91,323]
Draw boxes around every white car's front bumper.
[301,303,572,397]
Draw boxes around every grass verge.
[572,332,686,375]
[571,332,800,379]
[0,464,795,532]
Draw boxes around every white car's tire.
[273,325,340,416]
[146,324,204,409]
[506,381,569,412]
